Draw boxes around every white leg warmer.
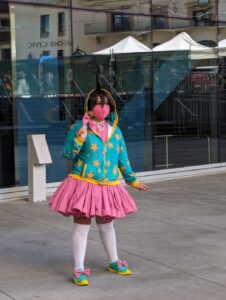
[72,223,90,271]
[97,221,119,263]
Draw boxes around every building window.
[152,15,167,29]
[112,14,131,32]
[0,18,10,29]
[198,0,209,5]
[58,12,65,36]
[193,9,212,26]
[57,50,64,58]
[40,15,49,38]
[1,48,11,60]
[42,50,50,56]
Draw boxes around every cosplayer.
[49,81,148,286]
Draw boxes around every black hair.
[87,75,115,112]
[87,89,115,112]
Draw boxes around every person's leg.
[72,217,91,272]
[96,216,132,275]
[96,216,118,263]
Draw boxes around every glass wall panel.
[152,0,217,29]
[72,1,153,173]
[218,0,226,163]
[12,57,65,186]
[152,0,219,169]
[1,0,226,189]
[11,0,70,5]
[10,4,71,60]
[0,59,14,187]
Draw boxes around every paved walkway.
[1,173,226,300]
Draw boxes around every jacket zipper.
[81,164,87,177]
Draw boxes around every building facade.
[0,0,226,198]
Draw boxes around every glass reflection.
[1,0,226,189]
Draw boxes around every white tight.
[72,223,90,271]
[97,221,119,263]
[72,221,118,271]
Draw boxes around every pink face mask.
[93,104,110,120]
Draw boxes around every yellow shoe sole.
[108,267,133,275]
[72,277,89,286]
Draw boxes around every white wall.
[10,4,71,59]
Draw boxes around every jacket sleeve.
[62,121,85,160]
[117,129,140,188]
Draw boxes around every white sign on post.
[27,134,52,202]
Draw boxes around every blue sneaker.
[72,268,90,286]
[108,260,132,275]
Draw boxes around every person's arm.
[118,129,149,191]
[62,121,85,160]
[117,130,140,188]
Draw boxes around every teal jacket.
[62,90,139,187]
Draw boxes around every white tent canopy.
[93,36,151,55]
[217,40,226,57]
[218,39,226,48]
[153,32,216,59]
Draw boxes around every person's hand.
[136,182,149,191]
[87,111,94,118]
[82,111,94,126]
[77,125,87,141]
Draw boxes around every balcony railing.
[0,26,10,32]
[85,18,156,35]
[85,15,218,35]
[85,22,108,35]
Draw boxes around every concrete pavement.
[1,173,226,300]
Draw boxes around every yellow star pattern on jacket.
[112,166,118,175]
[108,143,113,148]
[77,160,83,167]
[117,146,123,153]
[91,143,98,152]
[63,120,138,187]
[87,171,94,178]
[93,160,99,167]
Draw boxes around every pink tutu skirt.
[49,176,137,219]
